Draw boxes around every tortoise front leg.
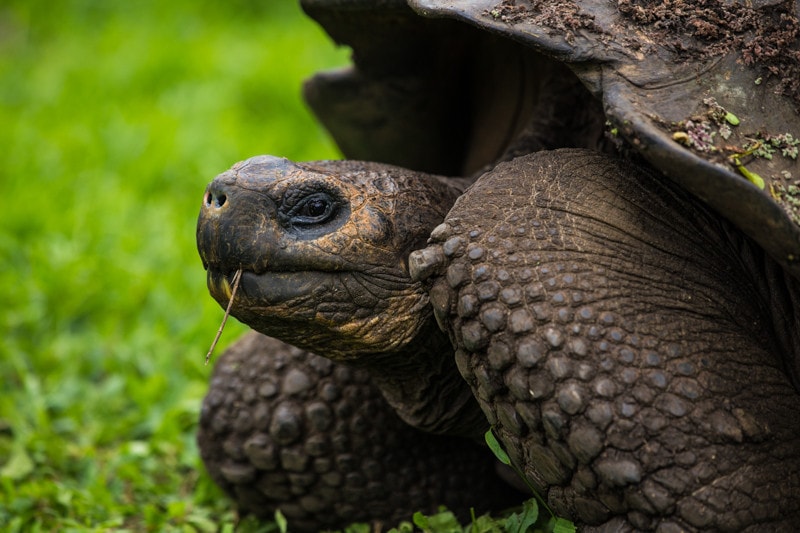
[412,149,800,531]
[198,332,522,531]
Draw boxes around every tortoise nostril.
[204,190,227,209]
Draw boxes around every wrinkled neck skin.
[359,175,486,440]
[775,272,800,391]
[352,317,488,441]
[736,230,800,391]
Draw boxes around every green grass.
[0,1,347,530]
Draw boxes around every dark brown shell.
[301,0,800,280]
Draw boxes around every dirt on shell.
[487,0,602,43]
[486,0,800,110]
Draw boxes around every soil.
[487,0,601,44]
[486,0,800,110]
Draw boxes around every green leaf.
[413,511,430,530]
[467,513,503,533]
[484,429,511,466]
[724,111,740,126]
[187,513,221,533]
[0,447,35,480]
[737,164,766,189]
[413,509,461,533]
[503,499,539,533]
[274,509,288,533]
[427,509,461,532]
[387,522,415,533]
[551,517,577,533]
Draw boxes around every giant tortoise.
[196,0,800,530]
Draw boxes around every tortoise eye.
[290,193,337,226]
[300,197,329,218]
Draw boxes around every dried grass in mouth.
[205,268,242,365]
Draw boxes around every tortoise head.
[197,155,461,361]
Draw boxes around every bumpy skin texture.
[415,150,800,531]
[199,331,520,532]
[198,156,465,360]
[197,156,485,438]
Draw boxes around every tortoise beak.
[197,187,236,273]
[207,269,236,301]
[197,174,240,272]
[196,156,291,275]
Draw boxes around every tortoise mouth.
[207,268,334,308]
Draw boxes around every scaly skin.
[199,332,520,532]
[411,149,800,531]
[197,155,482,437]
[198,149,800,530]
[197,156,520,527]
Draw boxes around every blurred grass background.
[0,0,348,530]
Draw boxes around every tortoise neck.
[357,319,487,440]
[716,219,800,392]
[746,242,800,392]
